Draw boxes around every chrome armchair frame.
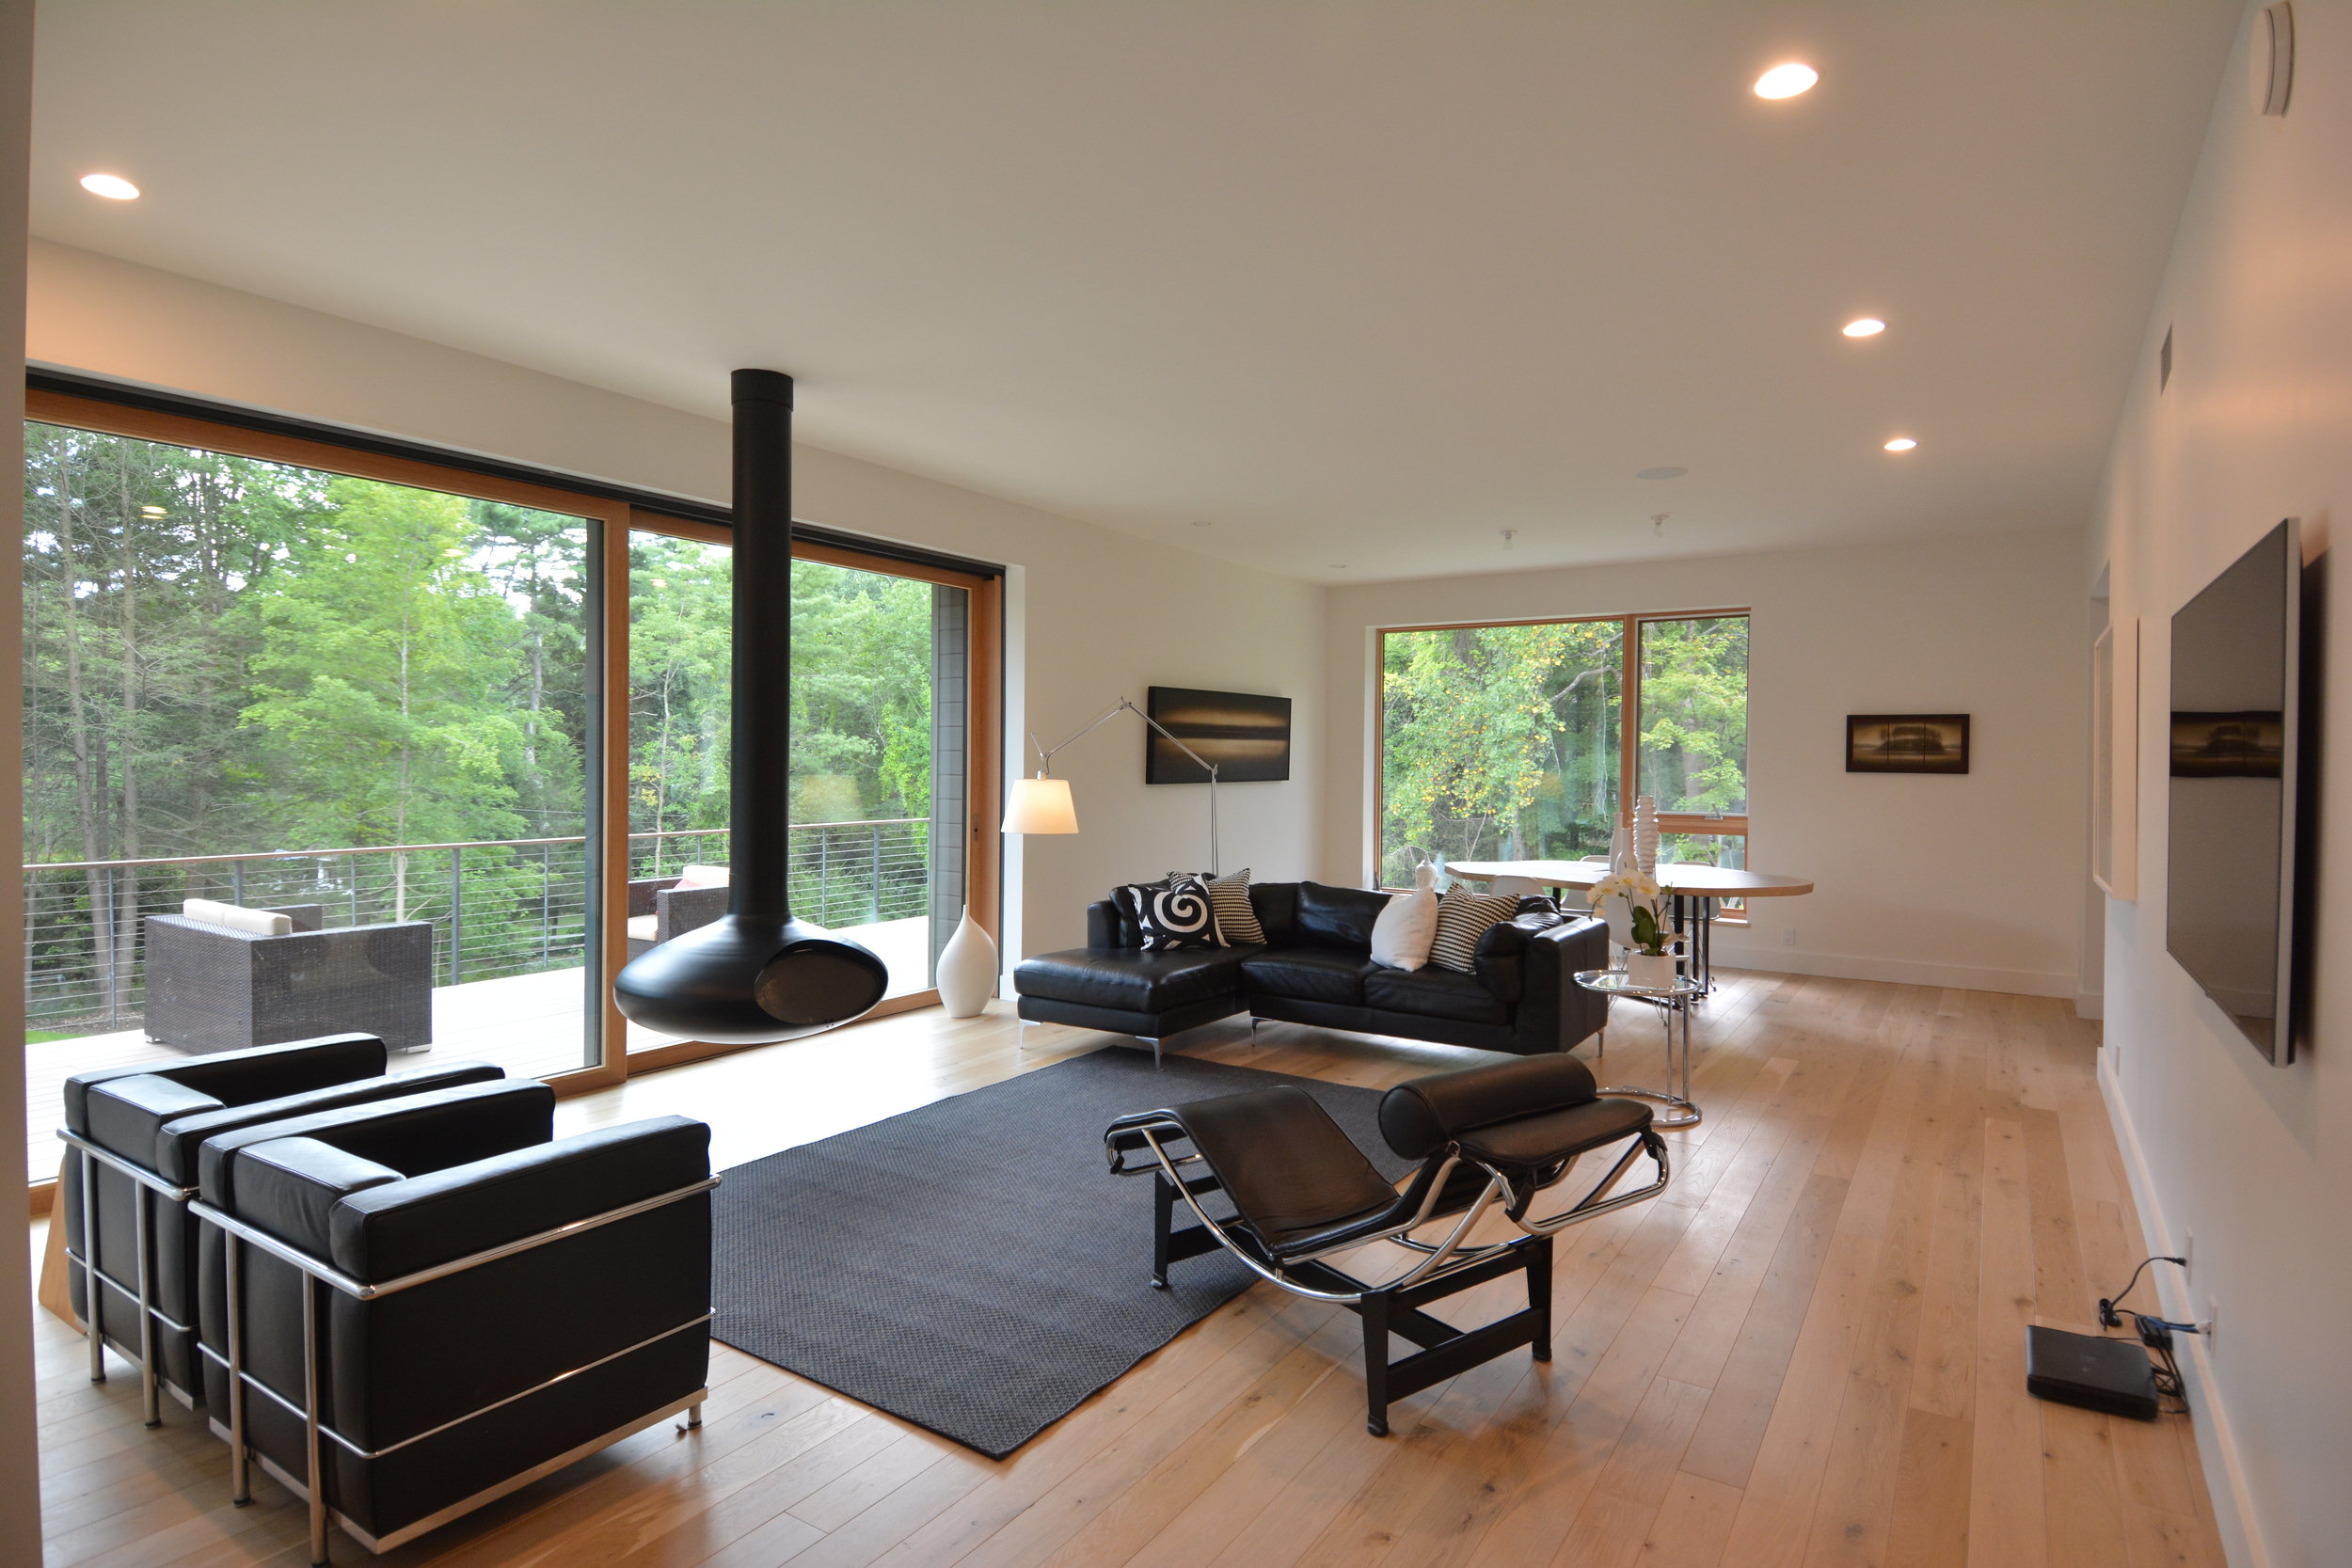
[56,1129,196,1426]
[190,1175,720,1565]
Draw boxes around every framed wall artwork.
[2091,616,2139,899]
[1846,713,1970,774]
[1144,687,1292,784]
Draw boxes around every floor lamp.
[1001,698,1221,874]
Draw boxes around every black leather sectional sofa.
[1013,880,1611,1057]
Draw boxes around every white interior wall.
[24,240,1325,968]
[2,0,45,1555]
[1320,528,2090,997]
[2090,5,2352,1565]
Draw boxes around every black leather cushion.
[332,1116,710,1282]
[1239,947,1374,1006]
[64,1032,388,1140]
[83,1074,221,1165]
[1364,964,1508,1025]
[1459,1097,1654,1175]
[1378,1054,1602,1159]
[1248,882,1300,945]
[1293,882,1391,951]
[153,1061,505,1185]
[1013,948,1248,1012]
[198,1079,554,1209]
[234,1136,405,1257]
[1166,1086,1399,1252]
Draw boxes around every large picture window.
[18,388,1002,1190]
[1378,610,1748,890]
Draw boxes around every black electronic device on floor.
[2026,1324,2161,1420]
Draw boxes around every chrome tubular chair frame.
[191,1175,719,1564]
[57,1128,202,1426]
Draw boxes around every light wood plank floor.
[28,971,2226,1568]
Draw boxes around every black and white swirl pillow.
[1124,876,1222,950]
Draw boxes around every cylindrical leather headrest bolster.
[1378,1054,1600,1159]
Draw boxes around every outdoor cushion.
[1239,948,1374,1006]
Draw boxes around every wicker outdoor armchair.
[625,875,729,960]
[144,905,435,1054]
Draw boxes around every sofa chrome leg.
[1139,1036,1162,1069]
[679,1400,704,1432]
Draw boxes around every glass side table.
[1574,969,1705,1129]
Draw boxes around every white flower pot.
[1626,952,1678,991]
[937,909,998,1018]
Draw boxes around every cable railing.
[24,817,930,1039]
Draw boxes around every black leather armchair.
[192,1078,715,1563]
[56,1034,503,1422]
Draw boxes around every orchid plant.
[1588,870,1673,957]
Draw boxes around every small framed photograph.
[1846,713,1970,774]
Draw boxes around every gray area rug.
[710,1046,1413,1458]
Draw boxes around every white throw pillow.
[183,898,294,937]
[1370,886,1439,971]
[673,863,730,889]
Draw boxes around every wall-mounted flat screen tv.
[2167,518,2300,1064]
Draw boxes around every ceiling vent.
[2254,3,2295,116]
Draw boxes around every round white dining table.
[1445,860,1814,990]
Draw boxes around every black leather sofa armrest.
[64,1032,388,1135]
[329,1116,712,1283]
[198,1079,555,1209]
[84,1074,223,1167]
[1087,898,1126,950]
[230,1135,405,1259]
[1471,913,1553,1005]
[1510,916,1612,1054]
[153,1061,507,1186]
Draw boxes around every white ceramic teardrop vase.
[937,909,999,1018]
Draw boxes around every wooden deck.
[24,970,2226,1568]
[24,916,930,1183]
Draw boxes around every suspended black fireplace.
[612,369,890,1044]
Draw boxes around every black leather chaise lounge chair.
[1106,1053,1669,1435]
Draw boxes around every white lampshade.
[1002,776,1079,834]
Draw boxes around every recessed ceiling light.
[1636,467,1688,481]
[1754,63,1819,100]
[1189,518,1212,528]
[1328,563,1349,570]
[1842,318,1886,338]
[79,172,140,200]
[1883,436,1918,451]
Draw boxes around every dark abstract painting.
[1145,688,1292,784]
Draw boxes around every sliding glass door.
[620,518,998,1061]
[20,399,625,1180]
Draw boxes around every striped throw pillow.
[1168,867,1263,946]
[1427,891,1519,973]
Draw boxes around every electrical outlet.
[2203,1297,2218,1339]
[2181,1231,2193,1279]
[1779,927,1796,947]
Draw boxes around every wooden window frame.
[1374,607,1752,913]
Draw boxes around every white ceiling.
[29,2,2239,583]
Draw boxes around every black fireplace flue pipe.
[612,370,889,1044]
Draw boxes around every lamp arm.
[1027,697,1222,875]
